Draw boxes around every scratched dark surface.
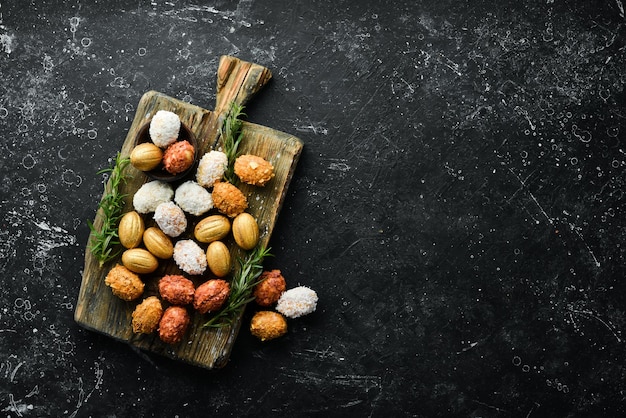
[1,0,626,416]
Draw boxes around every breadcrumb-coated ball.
[173,239,207,275]
[234,154,275,186]
[163,140,195,174]
[212,181,248,218]
[153,201,187,237]
[193,279,230,314]
[174,180,213,216]
[250,311,288,341]
[196,150,228,187]
[159,274,195,305]
[104,264,145,301]
[132,296,163,334]
[276,286,318,318]
[158,306,190,345]
[149,110,180,148]
[133,180,174,214]
[253,269,286,307]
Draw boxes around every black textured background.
[1,1,626,417]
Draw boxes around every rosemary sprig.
[87,152,130,268]
[203,245,272,328]
[221,101,246,183]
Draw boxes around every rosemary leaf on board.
[203,246,273,328]
[88,152,130,268]
[221,101,246,184]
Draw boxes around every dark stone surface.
[1,0,626,416]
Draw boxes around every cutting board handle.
[215,55,272,114]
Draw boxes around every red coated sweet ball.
[193,279,230,314]
[158,274,195,305]
[253,269,286,307]
[158,306,190,345]
[163,140,194,174]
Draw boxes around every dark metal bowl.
[133,118,198,183]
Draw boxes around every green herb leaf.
[88,152,130,267]
[221,101,246,184]
[203,246,273,328]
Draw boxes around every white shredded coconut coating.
[133,180,174,214]
[174,180,214,216]
[153,201,187,237]
[196,150,228,187]
[275,286,318,318]
[173,239,207,275]
[149,110,181,148]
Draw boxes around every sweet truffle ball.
[153,201,187,237]
[196,150,228,187]
[158,306,190,345]
[132,296,163,334]
[158,274,195,305]
[173,239,207,275]
[104,264,145,301]
[174,180,214,216]
[193,279,230,314]
[149,110,180,148]
[275,286,318,318]
[163,140,195,174]
[212,181,248,218]
[234,154,275,186]
[253,269,286,307]
[250,311,288,341]
[133,180,174,214]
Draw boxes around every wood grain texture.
[215,55,273,113]
[74,56,303,369]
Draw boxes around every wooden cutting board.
[74,56,303,369]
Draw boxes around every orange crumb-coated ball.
[132,296,163,334]
[104,264,145,301]
[250,311,288,341]
[212,182,248,218]
[234,154,274,186]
